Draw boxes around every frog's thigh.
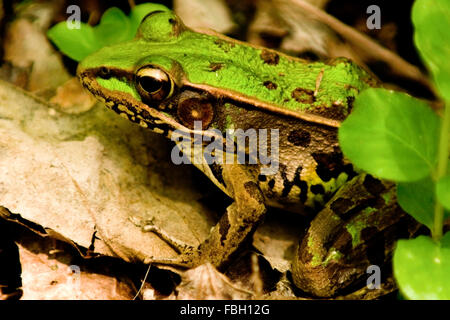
[196,164,267,268]
[291,174,416,298]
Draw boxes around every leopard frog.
[77,7,418,298]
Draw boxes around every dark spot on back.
[263,81,277,90]
[260,50,279,65]
[291,88,315,104]
[287,129,311,147]
[268,179,275,189]
[209,62,224,72]
[214,39,235,53]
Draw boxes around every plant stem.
[433,101,450,241]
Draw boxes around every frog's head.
[77,10,215,137]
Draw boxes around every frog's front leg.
[146,164,267,269]
[291,174,419,298]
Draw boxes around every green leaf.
[339,88,440,182]
[47,22,100,61]
[93,7,131,47]
[48,4,168,61]
[397,177,434,231]
[412,0,450,100]
[437,175,450,210]
[393,233,450,299]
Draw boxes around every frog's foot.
[143,223,194,254]
[291,174,420,298]
[141,222,204,268]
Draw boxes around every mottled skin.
[77,8,417,298]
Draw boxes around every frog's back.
[163,29,376,125]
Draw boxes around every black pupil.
[139,76,163,93]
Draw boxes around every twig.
[281,0,436,94]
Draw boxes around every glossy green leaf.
[48,5,163,61]
[393,233,450,299]
[93,7,130,47]
[339,88,440,182]
[397,177,434,231]
[437,175,450,210]
[412,0,450,100]
[47,22,100,61]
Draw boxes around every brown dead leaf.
[253,211,306,273]
[49,77,97,114]
[3,2,70,97]
[175,263,254,300]
[248,0,338,57]
[0,79,217,266]
[19,243,135,300]
[174,0,235,33]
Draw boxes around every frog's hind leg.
[187,164,267,269]
[291,174,419,298]
[143,164,267,270]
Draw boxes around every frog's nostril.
[99,67,111,79]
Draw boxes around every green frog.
[77,7,418,298]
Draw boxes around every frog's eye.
[135,66,174,102]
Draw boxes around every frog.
[76,7,419,298]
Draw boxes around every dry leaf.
[176,263,253,300]
[174,0,235,33]
[3,2,70,97]
[0,80,218,265]
[49,78,98,114]
[247,0,337,56]
[19,243,135,300]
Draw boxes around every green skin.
[77,8,417,298]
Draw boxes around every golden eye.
[135,66,174,102]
